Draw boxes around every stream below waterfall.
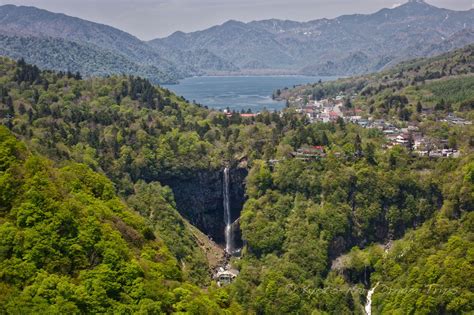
[365,282,379,315]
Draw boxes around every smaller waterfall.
[223,167,233,254]
[365,282,379,315]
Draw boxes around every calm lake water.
[163,76,337,112]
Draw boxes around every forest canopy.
[0,50,472,314]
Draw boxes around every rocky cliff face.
[162,168,247,246]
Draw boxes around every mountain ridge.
[150,0,474,76]
[0,1,472,81]
[0,4,187,83]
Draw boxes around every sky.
[0,0,472,40]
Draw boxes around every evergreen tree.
[6,96,14,115]
[354,134,363,157]
[27,108,34,123]
[365,142,376,165]
[416,101,423,113]
[33,89,40,104]
[18,103,26,115]
[321,131,329,146]
[344,98,353,109]
[407,133,414,152]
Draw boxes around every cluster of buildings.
[295,96,346,123]
[348,116,461,158]
[292,95,464,159]
[388,132,459,158]
[291,145,326,161]
[225,91,469,160]
[441,113,472,126]
[223,108,259,118]
[417,148,460,158]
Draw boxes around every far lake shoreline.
[163,75,338,112]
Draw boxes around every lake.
[163,75,337,112]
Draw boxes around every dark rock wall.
[162,168,247,245]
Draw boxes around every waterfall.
[365,282,379,315]
[223,167,233,254]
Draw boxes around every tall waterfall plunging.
[223,167,233,254]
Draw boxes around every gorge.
[161,168,247,248]
[0,41,472,314]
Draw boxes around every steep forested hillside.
[0,35,177,83]
[0,52,473,314]
[228,45,474,314]
[0,57,283,185]
[285,44,474,120]
[372,206,474,313]
[0,4,185,83]
[329,159,474,314]
[0,4,235,82]
[0,56,307,285]
[0,126,239,314]
[232,144,472,314]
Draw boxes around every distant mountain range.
[150,0,474,76]
[0,0,472,83]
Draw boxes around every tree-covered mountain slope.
[0,4,185,83]
[372,204,474,313]
[0,50,472,314]
[0,35,178,84]
[0,56,296,285]
[0,126,240,314]
[223,45,473,314]
[0,57,226,286]
[0,4,237,82]
[331,160,474,314]
[284,44,474,121]
[231,149,472,314]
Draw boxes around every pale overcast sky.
[0,0,472,40]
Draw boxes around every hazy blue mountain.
[150,20,296,72]
[0,1,472,80]
[151,45,240,74]
[421,28,474,57]
[150,0,474,76]
[0,4,183,83]
[0,35,178,83]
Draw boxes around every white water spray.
[365,282,379,315]
[223,167,233,254]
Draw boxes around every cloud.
[391,3,402,8]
